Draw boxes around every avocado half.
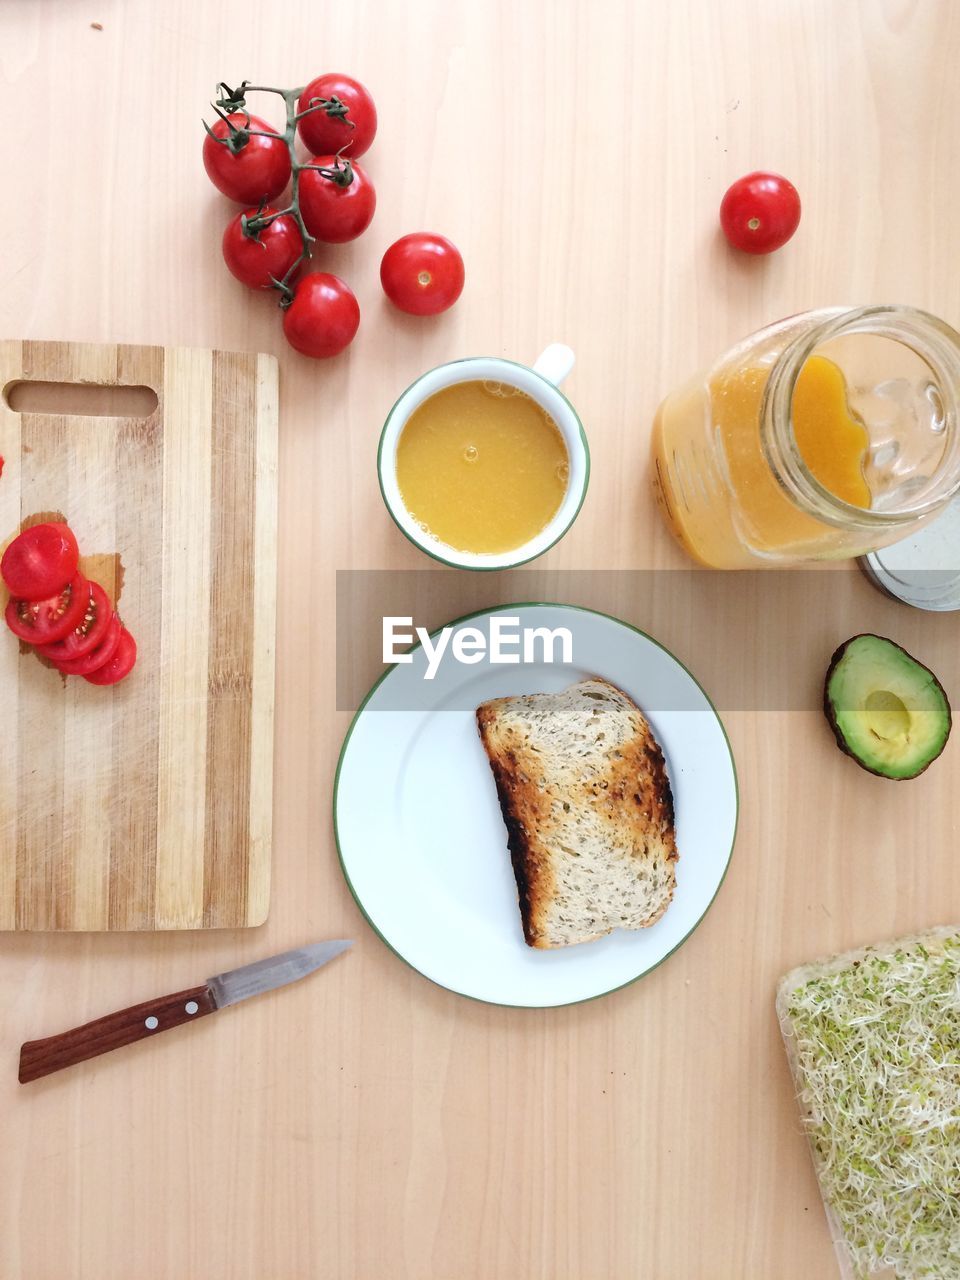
[824,634,952,780]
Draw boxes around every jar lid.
[859,496,960,611]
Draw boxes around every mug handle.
[532,343,576,387]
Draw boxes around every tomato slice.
[36,581,110,662]
[83,626,136,686]
[55,611,121,676]
[5,572,89,644]
[1,522,80,600]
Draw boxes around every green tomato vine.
[203,80,356,305]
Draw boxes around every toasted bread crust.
[477,737,553,946]
[477,677,678,948]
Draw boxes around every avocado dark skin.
[823,633,953,781]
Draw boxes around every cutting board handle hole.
[3,380,158,419]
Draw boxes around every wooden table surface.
[2,2,959,1276]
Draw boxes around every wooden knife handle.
[18,985,216,1083]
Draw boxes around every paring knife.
[18,939,353,1084]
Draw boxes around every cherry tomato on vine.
[299,156,376,243]
[37,581,112,663]
[5,572,89,646]
[719,171,801,254]
[297,74,377,159]
[282,274,360,359]
[1,521,79,600]
[380,234,465,316]
[83,625,137,686]
[222,207,303,290]
[202,113,291,205]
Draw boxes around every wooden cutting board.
[0,340,278,930]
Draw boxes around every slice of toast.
[476,677,678,948]
[778,927,960,1280]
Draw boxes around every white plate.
[334,604,738,1007]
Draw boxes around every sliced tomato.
[5,573,89,645]
[36,582,110,662]
[83,626,136,686]
[1,522,79,600]
[55,611,121,676]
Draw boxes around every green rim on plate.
[376,357,592,571]
[333,602,739,1007]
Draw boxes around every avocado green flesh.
[826,635,951,779]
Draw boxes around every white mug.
[377,344,589,570]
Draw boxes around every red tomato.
[1,522,79,600]
[84,626,137,686]
[57,612,122,676]
[299,156,375,243]
[282,274,360,359]
[719,171,801,254]
[202,113,291,205]
[380,233,465,316]
[222,207,303,289]
[297,74,377,159]
[37,581,111,662]
[5,572,89,645]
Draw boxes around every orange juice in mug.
[378,345,590,569]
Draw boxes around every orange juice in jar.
[652,306,960,567]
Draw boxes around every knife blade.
[18,939,353,1084]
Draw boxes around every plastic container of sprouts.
[778,927,960,1280]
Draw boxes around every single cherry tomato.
[56,611,122,676]
[202,113,291,205]
[222,207,303,290]
[5,572,89,645]
[1,522,79,600]
[719,171,801,255]
[299,156,375,243]
[297,74,377,159]
[282,274,360,359]
[84,626,136,686]
[36,581,111,662]
[380,233,465,316]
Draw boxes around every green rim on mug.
[333,602,739,1008]
[376,356,591,571]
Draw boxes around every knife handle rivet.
[144,1016,159,1030]
[184,1001,199,1016]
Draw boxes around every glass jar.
[651,305,960,567]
